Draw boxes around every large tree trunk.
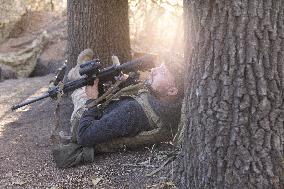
[67,0,131,68]
[176,0,284,188]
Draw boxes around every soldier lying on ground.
[52,49,184,168]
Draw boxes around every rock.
[0,31,49,77]
[0,0,26,43]
[29,58,65,77]
[0,0,66,43]
[29,58,49,77]
[0,64,17,81]
[23,0,67,12]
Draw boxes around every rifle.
[11,54,156,111]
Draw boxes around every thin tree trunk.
[176,0,284,188]
[67,0,130,68]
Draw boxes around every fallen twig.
[146,156,175,177]
[121,163,156,168]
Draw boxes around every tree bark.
[67,0,131,68]
[176,0,284,188]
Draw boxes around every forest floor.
[0,11,177,189]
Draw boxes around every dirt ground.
[0,75,177,189]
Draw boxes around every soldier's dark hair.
[163,54,185,99]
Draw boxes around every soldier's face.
[148,64,178,97]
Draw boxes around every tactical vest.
[70,83,174,152]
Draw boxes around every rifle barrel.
[118,54,156,72]
[11,93,50,111]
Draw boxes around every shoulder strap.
[101,83,146,108]
[133,92,161,130]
